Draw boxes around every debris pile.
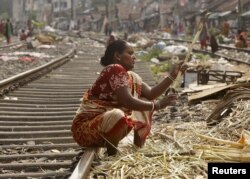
[90,81,250,178]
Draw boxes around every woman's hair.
[101,40,127,66]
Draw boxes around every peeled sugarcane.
[172,12,211,89]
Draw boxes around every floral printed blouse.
[88,64,129,101]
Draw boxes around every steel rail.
[0,35,156,178]
[0,45,76,95]
[0,41,24,49]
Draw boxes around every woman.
[4,19,13,44]
[19,29,27,41]
[71,40,186,155]
[199,18,209,50]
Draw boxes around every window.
[54,2,58,8]
[63,2,67,8]
[47,0,52,3]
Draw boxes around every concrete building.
[0,0,26,22]
[53,0,71,14]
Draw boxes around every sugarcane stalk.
[172,13,210,88]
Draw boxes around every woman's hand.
[169,62,188,79]
[155,94,178,110]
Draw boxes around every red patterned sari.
[71,64,153,147]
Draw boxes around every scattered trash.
[37,45,56,49]
[150,58,160,64]
[19,56,34,62]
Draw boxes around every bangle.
[151,102,155,111]
[167,75,175,82]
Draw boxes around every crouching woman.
[71,40,186,155]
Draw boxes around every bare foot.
[106,142,118,156]
[134,131,145,147]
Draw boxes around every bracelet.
[151,102,155,111]
[167,75,175,82]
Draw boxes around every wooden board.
[188,84,235,103]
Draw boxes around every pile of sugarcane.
[90,118,249,178]
[90,122,208,179]
[89,88,250,178]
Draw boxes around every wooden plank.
[188,84,235,103]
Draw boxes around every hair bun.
[100,56,107,66]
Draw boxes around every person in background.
[106,34,117,47]
[235,29,248,48]
[210,34,219,53]
[104,22,109,36]
[198,17,209,50]
[19,29,27,41]
[4,19,13,44]
[71,40,187,155]
[240,29,248,46]
[0,19,5,37]
[209,27,219,53]
[27,19,33,37]
[222,19,230,37]
[124,32,128,41]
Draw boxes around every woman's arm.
[141,62,187,100]
[115,86,153,111]
[141,77,173,100]
[115,86,177,111]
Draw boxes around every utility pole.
[105,0,109,19]
[70,0,76,30]
[59,0,62,18]
[160,0,165,29]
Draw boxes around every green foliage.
[151,63,170,74]
[183,35,193,41]
[32,20,45,29]
[138,48,162,62]
[195,53,209,61]
[218,35,224,43]
[209,27,220,36]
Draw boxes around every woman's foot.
[134,131,145,147]
[106,142,118,156]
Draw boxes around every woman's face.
[118,45,135,71]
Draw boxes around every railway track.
[0,37,155,178]
[1,33,249,178]
[0,41,25,50]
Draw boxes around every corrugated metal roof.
[216,0,238,11]
[219,11,232,17]
[242,10,250,17]
[208,12,220,19]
